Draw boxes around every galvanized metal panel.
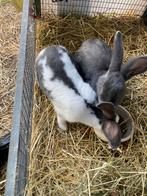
[5,0,35,195]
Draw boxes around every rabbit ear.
[102,120,122,149]
[121,56,147,80]
[109,31,123,72]
[98,102,115,120]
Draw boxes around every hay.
[0,2,21,137]
[0,2,21,195]
[27,15,147,195]
[0,165,7,195]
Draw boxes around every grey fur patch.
[86,102,103,120]
[36,46,80,96]
[97,72,126,105]
[74,39,111,90]
[74,38,126,105]
[36,60,53,99]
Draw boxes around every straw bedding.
[27,15,147,195]
[0,2,21,195]
[0,2,20,138]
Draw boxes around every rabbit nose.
[108,144,122,153]
[108,140,121,150]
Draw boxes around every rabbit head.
[96,31,147,105]
[95,102,122,149]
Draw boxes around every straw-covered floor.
[0,2,20,137]
[26,15,147,195]
[0,2,20,195]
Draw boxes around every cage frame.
[5,0,35,195]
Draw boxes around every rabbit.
[74,31,147,106]
[35,45,122,149]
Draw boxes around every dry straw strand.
[0,2,21,195]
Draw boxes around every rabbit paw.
[57,115,67,131]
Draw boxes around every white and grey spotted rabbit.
[74,31,147,106]
[36,45,122,149]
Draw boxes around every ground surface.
[27,15,147,195]
[0,2,21,195]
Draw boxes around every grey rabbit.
[35,45,122,149]
[74,31,147,106]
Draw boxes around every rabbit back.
[74,39,112,78]
[35,45,97,123]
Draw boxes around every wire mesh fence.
[41,0,147,17]
[5,0,35,195]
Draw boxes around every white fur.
[36,48,46,63]
[115,114,120,123]
[58,47,96,104]
[57,114,67,130]
[36,47,103,137]
[41,55,100,129]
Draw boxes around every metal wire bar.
[5,0,35,195]
[40,0,147,17]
